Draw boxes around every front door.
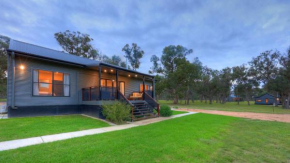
[265,98,269,104]
[119,81,125,95]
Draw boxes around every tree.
[101,54,127,68]
[276,47,290,108]
[0,35,10,98]
[249,50,280,89]
[150,45,194,104]
[232,65,258,105]
[54,30,99,59]
[122,43,144,70]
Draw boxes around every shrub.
[160,105,173,117]
[102,101,131,124]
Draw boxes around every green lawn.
[172,110,188,115]
[0,113,289,162]
[160,100,290,114]
[0,99,6,102]
[0,115,110,142]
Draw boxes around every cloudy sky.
[1,0,290,73]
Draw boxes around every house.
[227,92,243,102]
[254,93,279,105]
[6,40,159,120]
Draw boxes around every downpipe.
[11,52,17,109]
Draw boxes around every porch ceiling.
[99,65,154,81]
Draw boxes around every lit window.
[33,70,70,96]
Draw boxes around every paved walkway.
[0,112,196,151]
[178,108,290,123]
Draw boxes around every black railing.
[101,87,117,100]
[144,92,160,116]
[82,86,116,101]
[82,87,100,101]
[146,90,153,97]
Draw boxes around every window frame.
[32,69,70,97]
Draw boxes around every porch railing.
[144,92,160,116]
[82,86,116,101]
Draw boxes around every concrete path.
[0,112,196,151]
[179,108,290,123]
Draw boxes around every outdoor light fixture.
[104,70,107,72]
[19,65,25,70]
[128,74,131,77]
[135,74,138,77]
[110,69,113,72]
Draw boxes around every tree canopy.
[122,43,144,70]
[54,30,100,59]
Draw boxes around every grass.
[171,110,188,115]
[0,113,289,162]
[160,100,290,114]
[0,115,110,142]
[0,99,6,102]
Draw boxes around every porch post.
[99,66,101,100]
[152,77,155,99]
[116,70,119,99]
[143,76,145,100]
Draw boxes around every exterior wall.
[255,94,275,105]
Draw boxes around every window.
[33,69,70,96]
[140,84,151,92]
[101,79,115,87]
[256,99,261,102]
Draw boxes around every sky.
[1,0,290,74]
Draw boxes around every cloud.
[0,0,290,74]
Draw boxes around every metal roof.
[7,39,154,77]
[8,39,100,67]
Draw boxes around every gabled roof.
[7,39,154,77]
[255,93,274,98]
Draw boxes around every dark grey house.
[6,40,159,120]
[254,93,279,105]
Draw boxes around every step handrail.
[144,92,160,116]
[117,90,135,121]
[117,90,134,107]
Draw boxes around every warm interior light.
[128,74,131,77]
[110,69,113,72]
[135,74,138,77]
[104,70,107,72]
[20,65,25,70]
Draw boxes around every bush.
[102,101,131,124]
[160,105,173,117]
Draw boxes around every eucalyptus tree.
[249,50,280,89]
[122,43,144,70]
[102,55,126,68]
[0,35,9,98]
[54,30,100,59]
[149,45,194,104]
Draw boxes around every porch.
[81,64,160,120]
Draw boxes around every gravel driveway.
[178,108,290,123]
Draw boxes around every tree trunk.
[286,94,290,109]
[173,95,178,104]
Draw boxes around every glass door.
[119,81,125,96]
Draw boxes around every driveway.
[178,108,290,123]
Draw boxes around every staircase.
[130,100,156,120]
